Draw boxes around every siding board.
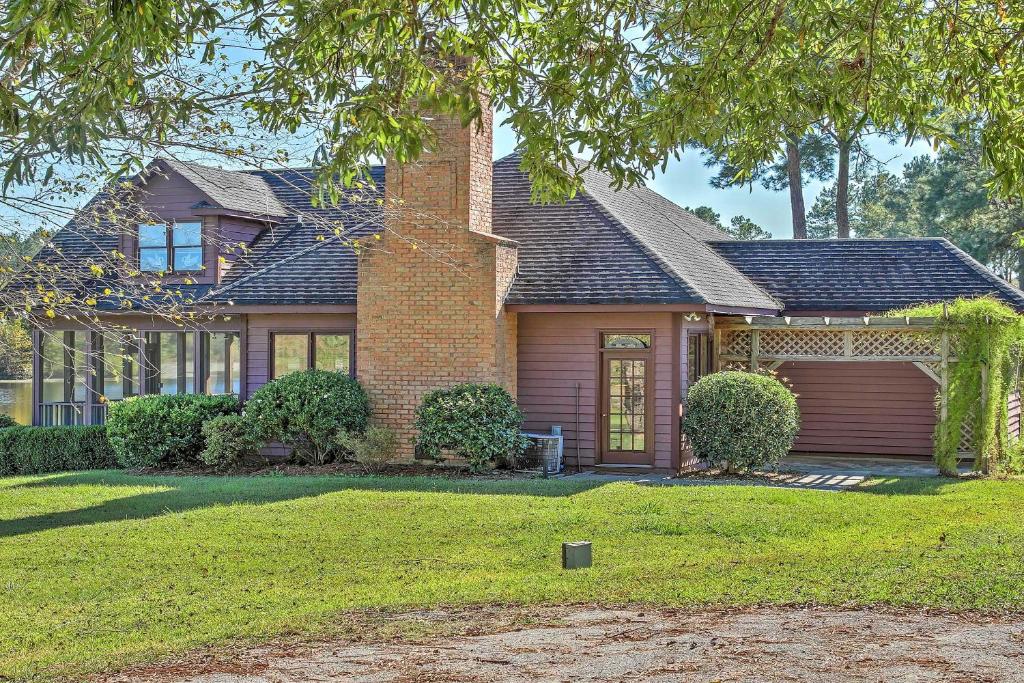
[516,312,676,469]
[245,312,357,398]
[782,360,937,457]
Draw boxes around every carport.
[715,316,975,458]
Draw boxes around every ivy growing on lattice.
[889,297,1024,476]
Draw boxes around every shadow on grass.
[0,470,605,539]
[851,475,976,496]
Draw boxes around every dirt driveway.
[103,605,1024,682]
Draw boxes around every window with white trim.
[138,221,203,272]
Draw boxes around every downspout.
[575,381,582,472]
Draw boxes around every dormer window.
[138,221,203,272]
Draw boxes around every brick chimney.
[356,91,518,458]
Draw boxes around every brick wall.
[356,98,519,457]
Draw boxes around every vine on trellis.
[890,297,1024,476]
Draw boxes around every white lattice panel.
[720,330,751,357]
[851,330,938,357]
[920,361,942,380]
[759,329,844,357]
[959,419,974,454]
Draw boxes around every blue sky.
[0,103,933,239]
[492,117,934,239]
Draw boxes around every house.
[25,103,1024,469]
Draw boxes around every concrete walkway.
[558,454,960,491]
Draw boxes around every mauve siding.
[122,171,218,284]
[218,216,268,279]
[245,312,356,458]
[782,361,937,456]
[516,312,675,469]
[123,171,270,285]
[244,312,357,399]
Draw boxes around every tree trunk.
[1018,249,1024,288]
[786,136,807,239]
[836,137,852,238]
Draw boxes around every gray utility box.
[521,432,564,475]
[562,541,592,569]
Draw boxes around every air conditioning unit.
[520,432,564,475]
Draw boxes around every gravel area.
[101,605,1024,682]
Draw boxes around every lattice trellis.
[959,419,974,454]
[720,330,752,358]
[920,361,943,380]
[759,329,845,357]
[851,330,939,357]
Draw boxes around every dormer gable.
[119,159,285,284]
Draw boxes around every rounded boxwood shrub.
[106,394,241,469]
[0,425,116,475]
[0,413,19,429]
[415,383,528,472]
[245,369,370,464]
[682,371,800,472]
[200,414,263,470]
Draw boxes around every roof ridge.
[577,182,706,303]
[155,158,288,218]
[580,167,781,308]
[623,185,782,308]
[935,238,1024,299]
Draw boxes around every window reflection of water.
[0,380,32,425]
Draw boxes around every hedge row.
[0,425,116,476]
[106,394,241,468]
[0,374,529,476]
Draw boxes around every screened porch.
[33,329,241,426]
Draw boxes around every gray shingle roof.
[156,159,289,218]
[214,156,781,308]
[710,238,1024,312]
[31,156,1024,314]
[574,164,780,310]
[204,167,382,304]
[492,157,702,304]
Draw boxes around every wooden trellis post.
[710,312,720,372]
[750,329,760,372]
[980,360,990,475]
[939,331,949,425]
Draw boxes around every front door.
[601,352,654,465]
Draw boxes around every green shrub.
[0,425,116,475]
[337,426,398,474]
[200,414,263,470]
[245,370,370,464]
[414,383,528,472]
[0,413,19,429]
[106,394,241,469]
[682,371,800,472]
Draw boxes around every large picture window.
[40,331,87,404]
[36,328,242,426]
[143,332,195,395]
[39,331,88,425]
[272,332,353,378]
[94,332,138,402]
[138,221,203,273]
[200,332,240,395]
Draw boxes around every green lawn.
[3,471,1024,681]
